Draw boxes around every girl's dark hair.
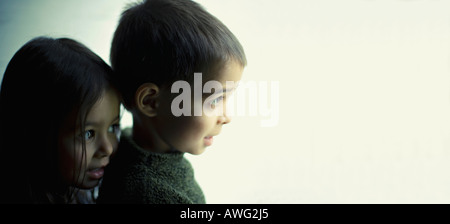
[0,37,114,203]
[110,0,247,109]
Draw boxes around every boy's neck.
[131,116,172,154]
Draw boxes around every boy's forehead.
[204,60,244,83]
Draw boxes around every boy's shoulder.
[99,128,205,204]
[100,158,201,204]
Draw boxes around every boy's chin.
[185,147,207,155]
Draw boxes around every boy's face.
[154,60,243,155]
[58,89,121,189]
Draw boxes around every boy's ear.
[135,83,160,117]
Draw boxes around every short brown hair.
[110,0,247,109]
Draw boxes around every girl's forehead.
[86,90,120,122]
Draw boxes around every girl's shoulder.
[70,186,99,204]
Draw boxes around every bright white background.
[1,0,450,203]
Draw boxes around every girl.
[0,37,121,203]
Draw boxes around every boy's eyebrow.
[220,87,235,93]
[202,87,235,96]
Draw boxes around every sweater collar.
[119,128,185,166]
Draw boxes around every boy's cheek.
[168,117,208,139]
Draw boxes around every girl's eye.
[108,124,120,134]
[83,130,95,141]
[108,124,121,139]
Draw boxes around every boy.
[98,0,246,203]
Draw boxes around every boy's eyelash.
[211,96,224,105]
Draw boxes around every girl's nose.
[97,135,115,157]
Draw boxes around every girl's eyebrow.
[85,115,121,127]
[85,120,99,127]
[111,115,121,123]
[107,115,121,125]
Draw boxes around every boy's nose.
[218,113,231,125]
[218,102,232,125]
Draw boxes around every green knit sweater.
[97,129,205,204]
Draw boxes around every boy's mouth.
[204,136,214,146]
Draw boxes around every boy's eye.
[210,96,224,106]
[83,130,95,141]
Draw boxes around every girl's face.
[58,89,121,189]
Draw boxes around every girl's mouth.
[86,167,105,179]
